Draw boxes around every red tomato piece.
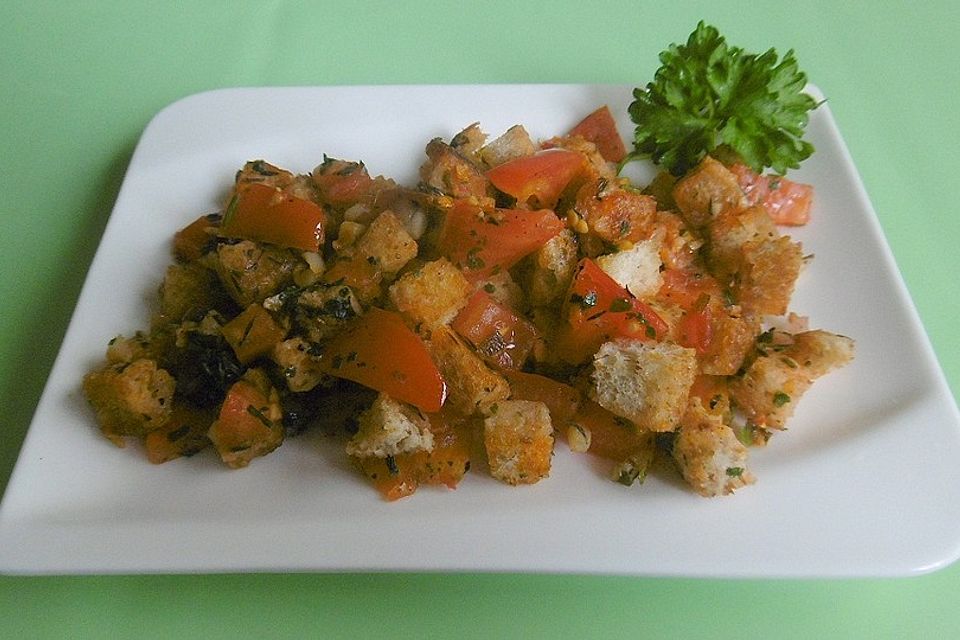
[554,258,668,364]
[437,200,564,281]
[220,183,326,252]
[485,149,586,209]
[451,290,540,370]
[501,369,581,426]
[729,163,813,226]
[568,105,627,163]
[572,400,648,462]
[317,307,446,413]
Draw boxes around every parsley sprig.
[627,21,818,176]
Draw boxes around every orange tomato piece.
[568,105,627,163]
[486,149,586,209]
[220,183,326,251]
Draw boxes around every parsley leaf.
[627,21,818,176]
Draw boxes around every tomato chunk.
[451,290,540,370]
[729,163,813,226]
[486,149,586,209]
[501,370,581,426]
[318,307,446,413]
[554,258,668,364]
[220,183,326,251]
[568,105,627,163]
[438,200,564,281]
[571,400,649,461]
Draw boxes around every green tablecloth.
[2,2,958,637]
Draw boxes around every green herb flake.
[773,391,791,407]
[726,466,744,478]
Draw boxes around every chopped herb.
[726,466,744,478]
[609,297,632,312]
[385,455,399,475]
[483,283,496,294]
[246,405,274,428]
[773,391,791,407]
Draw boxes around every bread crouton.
[708,205,804,316]
[156,262,227,327]
[479,124,536,168]
[672,156,746,228]
[388,258,472,331]
[271,337,327,392]
[213,240,296,307]
[483,400,554,485]
[524,228,578,307]
[590,339,697,432]
[294,282,363,343]
[673,398,754,497]
[426,326,510,416]
[83,358,175,445]
[346,393,435,459]
[699,308,761,376]
[730,330,855,428]
[352,209,418,275]
[595,231,664,300]
[419,138,490,199]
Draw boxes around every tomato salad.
[83,105,853,499]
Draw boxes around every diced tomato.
[144,403,213,464]
[207,370,284,468]
[677,297,713,355]
[729,163,813,226]
[568,105,627,163]
[657,268,722,309]
[554,258,668,364]
[312,158,394,209]
[354,412,471,500]
[571,400,648,461]
[317,307,446,413]
[501,369,581,426]
[437,200,564,281]
[173,214,219,262]
[220,303,288,365]
[486,149,587,209]
[220,183,326,252]
[451,290,540,370]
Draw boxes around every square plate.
[2,84,959,577]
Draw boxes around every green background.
[2,1,958,637]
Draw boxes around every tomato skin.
[317,307,446,413]
[486,149,586,209]
[220,183,326,251]
[501,370,581,426]
[677,303,713,355]
[438,200,564,281]
[451,290,540,370]
[571,400,648,461]
[729,163,813,226]
[568,105,627,163]
[554,258,668,364]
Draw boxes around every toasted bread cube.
[595,231,664,300]
[352,209,418,275]
[673,398,754,497]
[449,122,488,162]
[271,337,327,392]
[590,339,697,432]
[479,124,536,168]
[483,400,554,485]
[699,308,761,376]
[156,262,227,327]
[730,330,855,428]
[213,240,296,307]
[294,282,363,343]
[524,228,579,307]
[346,393,435,459]
[672,156,746,228]
[83,358,175,444]
[388,258,472,330]
[426,326,509,416]
[708,205,804,316]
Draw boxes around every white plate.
[2,84,959,577]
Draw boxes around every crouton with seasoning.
[483,400,554,485]
[350,209,419,276]
[595,230,664,300]
[271,336,327,393]
[590,339,698,432]
[213,240,297,307]
[388,257,472,331]
[672,155,746,228]
[346,393,435,459]
[523,228,579,307]
[672,398,754,497]
[730,329,855,429]
[82,356,175,445]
